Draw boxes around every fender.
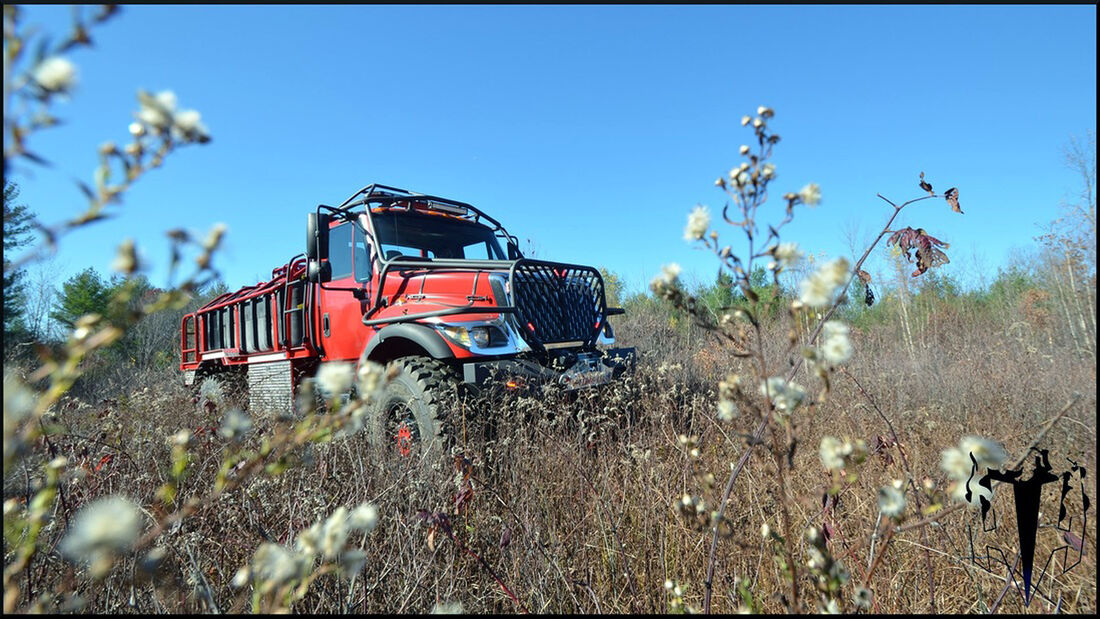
[361,323,455,362]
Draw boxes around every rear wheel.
[367,358,459,463]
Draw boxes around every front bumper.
[461,347,635,391]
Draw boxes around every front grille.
[510,261,604,348]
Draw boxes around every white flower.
[339,548,368,576]
[736,171,751,188]
[128,122,146,137]
[356,361,386,402]
[773,242,802,270]
[799,274,833,308]
[939,447,971,480]
[33,57,77,93]
[201,222,228,252]
[740,115,751,126]
[683,206,711,242]
[958,436,1008,470]
[196,378,222,406]
[761,163,776,179]
[650,264,682,300]
[806,546,826,570]
[219,408,252,442]
[173,109,202,132]
[297,508,351,560]
[252,543,304,587]
[752,117,764,129]
[650,263,682,297]
[951,477,994,509]
[820,436,845,471]
[60,496,142,564]
[758,377,806,414]
[155,90,178,111]
[347,502,379,533]
[171,429,191,447]
[231,565,251,588]
[171,108,209,141]
[295,524,320,557]
[877,484,906,519]
[4,373,37,425]
[822,258,848,286]
[431,601,464,614]
[110,239,138,274]
[820,321,852,365]
[853,586,873,610]
[798,183,822,207]
[717,399,738,421]
[798,258,849,308]
[316,507,351,559]
[739,145,750,156]
[136,90,177,130]
[316,362,354,397]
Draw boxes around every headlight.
[439,326,471,347]
[438,324,508,349]
[470,326,490,348]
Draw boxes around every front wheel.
[366,358,459,463]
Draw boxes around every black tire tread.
[374,356,460,454]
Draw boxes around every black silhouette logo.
[964,447,1089,607]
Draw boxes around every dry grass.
[5,298,1095,614]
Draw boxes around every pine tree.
[3,182,34,353]
[50,267,117,332]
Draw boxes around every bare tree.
[1035,131,1097,357]
[23,256,65,343]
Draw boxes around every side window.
[354,227,371,282]
[328,223,353,280]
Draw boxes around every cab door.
[316,222,371,361]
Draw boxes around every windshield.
[369,210,506,261]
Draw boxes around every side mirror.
[308,260,332,283]
[306,212,331,262]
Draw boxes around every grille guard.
[363,258,608,353]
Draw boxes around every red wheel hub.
[395,422,414,457]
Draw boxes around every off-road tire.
[367,357,459,464]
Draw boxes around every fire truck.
[180,184,634,454]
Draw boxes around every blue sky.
[7,4,1097,297]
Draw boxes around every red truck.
[180,184,634,455]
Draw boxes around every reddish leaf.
[888,227,950,278]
